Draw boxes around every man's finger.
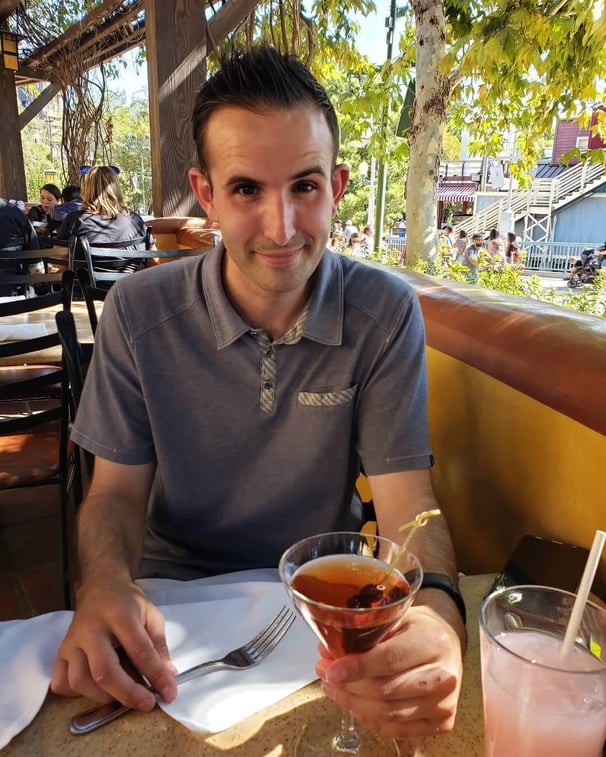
[85,635,157,711]
[145,605,179,677]
[120,624,177,705]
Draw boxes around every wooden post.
[0,67,26,201]
[144,0,207,218]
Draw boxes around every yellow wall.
[426,347,606,589]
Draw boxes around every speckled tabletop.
[4,574,493,757]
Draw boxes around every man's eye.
[234,184,257,195]
[294,181,316,192]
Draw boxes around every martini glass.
[279,531,423,756]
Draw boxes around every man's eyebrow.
[225,174,258,187]
[224,165,328,188]
[291,165,327,180]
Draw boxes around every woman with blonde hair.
[57,166,150,274]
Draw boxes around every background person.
[56,166,150,275]
[0,198,41,296]
[50,184,83,222]
[51,46,465,742]
[27,182,60,224]
[464,233,483,278]
[360,224,374,255]
[505,231,521,265]
[486,228,505,264]
[453,229,468,263]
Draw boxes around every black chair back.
[0,240,55,296]
[68,228,153,274]
[55,309,94,479]
[0,270,79,608]
[76,268,107,336]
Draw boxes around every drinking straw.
[560,529,606,658]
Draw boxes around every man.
[0,198,41,295]
[51,46,465,741]
[464,233,483,278]
[49,184,83,231]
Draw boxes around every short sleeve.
[356,291,432,475]
[70,285,156,464]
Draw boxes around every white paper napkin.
[0,569,318,749]
[0,323,48,342]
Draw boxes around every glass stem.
[332,707,361,754]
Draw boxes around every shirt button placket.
[259,339,276,413]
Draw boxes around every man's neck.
[245,292,309,340]
[222,254,312,340]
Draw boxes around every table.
[3,574,492,756]
[0,301,94,367]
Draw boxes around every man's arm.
[369,468,466,647]
[316,468,465,739]
[51,457,178,710]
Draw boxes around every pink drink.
[481,629,606,757]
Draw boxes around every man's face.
[474,237,483,248]
[189,105,349,302]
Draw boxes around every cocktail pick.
[560,529,606,658]
[384,508,441,577]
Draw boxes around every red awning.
[436,183,477,203]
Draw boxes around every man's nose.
[263,196,296,246]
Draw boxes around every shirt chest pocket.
[297,384,357,407]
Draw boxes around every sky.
[112,3,394,101]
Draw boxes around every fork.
[69,605,296,735]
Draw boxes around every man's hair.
[472,233,483,242]
[191,45,340,174]
[82,166,129,219]
[62,184,82,202]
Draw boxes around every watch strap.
[420,572,467,625]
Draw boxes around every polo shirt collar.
[203,244,344,350]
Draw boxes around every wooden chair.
[0,271,80,608]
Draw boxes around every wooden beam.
[144,0,207,217]
[206,0,261,49]
[68,3,144,60]
[75,24,146,73]
[20,0,135,67]
[0,68,26,200]
[0,0,20,22]
[18,82,60,129]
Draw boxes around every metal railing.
[454,163,606,239]
[377,238,601,273]
[520,242,601,272]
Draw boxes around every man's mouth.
[255,248,303,266]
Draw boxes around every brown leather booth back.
[400,271,606,589]
[146,216,219,251]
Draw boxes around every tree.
[403,0,606,261]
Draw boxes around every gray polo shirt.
[72,246,432,579]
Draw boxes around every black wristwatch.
[420,572,467,625]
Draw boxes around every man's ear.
[189,168,218,221]
[331,164,350,215]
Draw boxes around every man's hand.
[315,603,463,740]
[51,579,178,711]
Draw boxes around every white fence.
[379,238,602,273]
[521,242,601,273]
